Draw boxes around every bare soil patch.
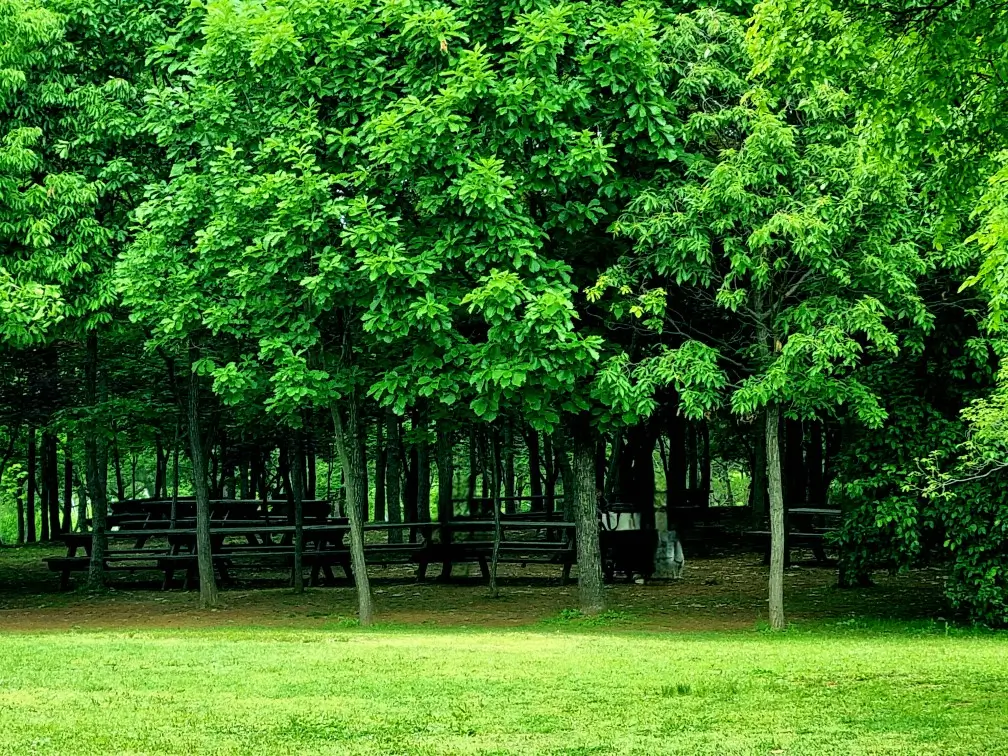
[0,544,949,632]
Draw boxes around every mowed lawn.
[0,626,1006,756]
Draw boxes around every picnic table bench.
[744,507,842,565]
[47,517,578,589]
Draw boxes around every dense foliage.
[2,0,1007,625]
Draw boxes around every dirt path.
[0,546,949,632]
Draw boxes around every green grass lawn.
[0,624,1006,755]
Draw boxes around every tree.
[607,79,928,628]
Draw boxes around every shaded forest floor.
[0,545,951,632]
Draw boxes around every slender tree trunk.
[47,432,60,537]
[111,432,125,502]
[332,396,374,626]
[527,428,543,509]
[291,434,304,593]
[170,419,180,528]
[490,427,502,598]
[62,433,73,532]
[374,420,386,523]
[503,424,515,514]
[543,433,558,516]
[416,434,431,524]
[700,423,711,503]
[566,418,604,614]
[467,428,478,512]
[435,422,454,578]
[155,434,167,499]
[766,405,786,630]
[306,442,317,499]
[75,471,87,532]
[687,423,699,491]
[16,473,26,545]
[85,332,109,589]
[187,345,219,608]
[752,413,767,524]
[27,426,37,543]
[386,411,402,543]
[40,431,51,542]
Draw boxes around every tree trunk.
[155,434,167,499]
[435,422,454,578]
[386,412,403,543]
[405,438,419,524]
[699,423,711,504]
[568,418,604,614]
[187,345,219,608]
[75,471,87,532]
[27,426,37,543]
[490,427,503,598]
[766,405,786,630]
[374,420,386,523]
[46,432,60,538]
[111,432,125,502]
[170,420,181,528]
[687,423,699,491]
[416,433,431,523]
[85,331,109,589]
[527,428,543,509]
[16,472,26,545]
[467,428,478,513]
[306,442,317,499]
[332,396,374,626]
[503,424,515,514]
[290,434,305,593]
[543,433,557,516]
[752,413,767,524]
[40,431,51,542]
[62,433,73,533]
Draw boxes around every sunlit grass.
[0,624,1005,755]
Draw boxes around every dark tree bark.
[594,439,606,501]
[47,431,60,537]
[111,432,125,502]
[766,405,785,630]
[543,433,558,516]
[416,432,431,524]
[489,426,503,597]
[526,428,543,508]
[567,417,604,614]
[187,345,219,608]
[435,422,454,578]
[752,413,768,524]
[386,411,402,543]
[62,433,73,533]
[238,447,250,500]
[687,423,699,491]
[374,420,386,523]
[306,441,317,499]
[467,427,478,512]
[332,396,374,626]
[503,423,515,514]
[27,426,36,544]
[290,434,305,593]
[155,434,167,499]
[405,443,419,523]
[39,431,50,544]
[700,423,711,505]
[170,420,181,528]
[16,473,26,545]
[85,331,109,589]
